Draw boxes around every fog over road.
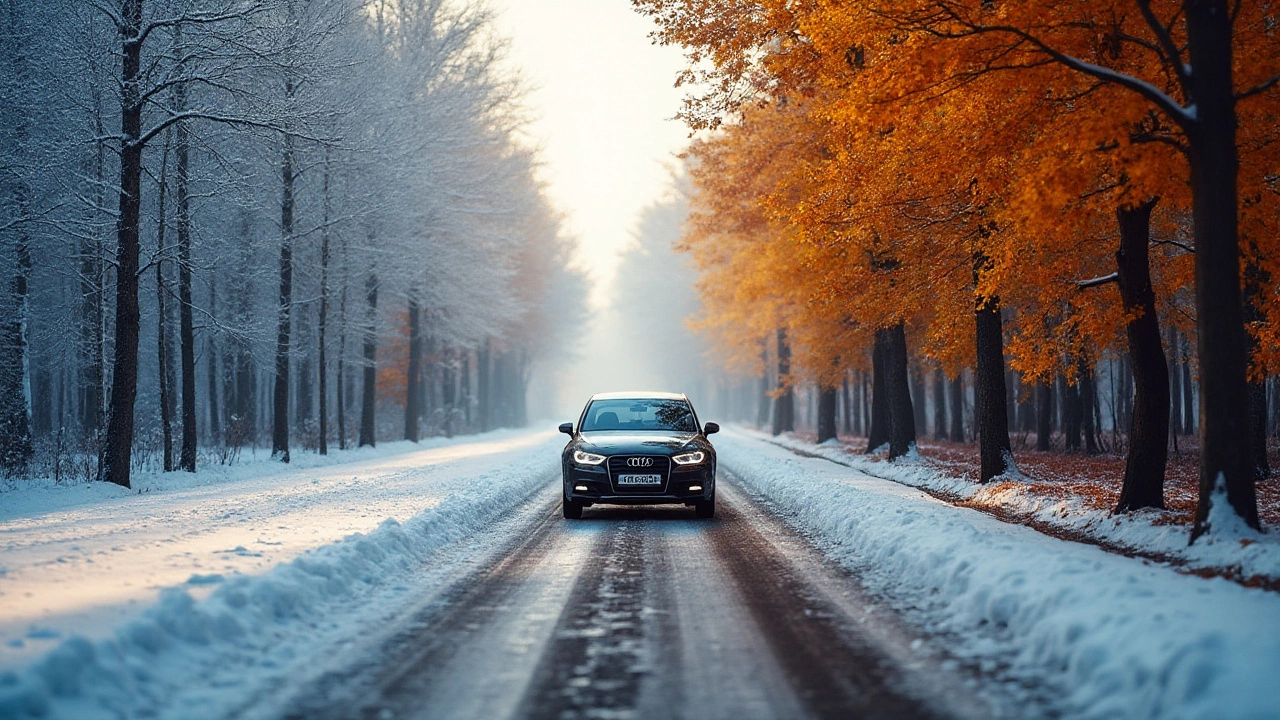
[269,479,993,720]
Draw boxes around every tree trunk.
[757,341,770,429]
[155,140,174,472]
[909,362,927,438]
[974,288,1012,482]
[359,273,377,448]
[771,327,793,435]
[817,385,838,443]
[840,374,852,435]
[1036,380,1052,451]
[1185,0,1258,535]
[1250,381,1269,480]
[949,374,965,443]
[98,0,145,488]
[207,272,220,440]
[175,83,196,473]
[1063,372,1082,453]
[1080,355,1100,455]
[1114,199,1170,513]
[866,334,890,452]
[1168,325,1183,437]
[477,338,490,433]
[932,367,947,440]
[271,129,295,463]
[317,151,330,455]
[1,218,34,476]
[883,322,916,460]
[1182,336,1194,436]
[404,295,422,442]
[336,252,348,450]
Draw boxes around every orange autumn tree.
[637,0,1280,535]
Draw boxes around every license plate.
[617,474,662,485]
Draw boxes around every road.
[270,473,995,720]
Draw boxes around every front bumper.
[564,463,714,506]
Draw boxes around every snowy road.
[5,427,1279,719]
[265,480,987,720]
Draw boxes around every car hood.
[578,431,699,455]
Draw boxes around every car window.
[581,399,697,432]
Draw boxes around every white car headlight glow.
[672,451,706,466]
[573,450,606,466]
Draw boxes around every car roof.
[588,391,687,401]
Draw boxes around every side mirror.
[558,422,574,436]
[703,422,720,435]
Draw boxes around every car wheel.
[563,498,583,519]
[694,494,715,519]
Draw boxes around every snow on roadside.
[718,427,1280,720]
[0,429,563,719]
[752,429,1280,584]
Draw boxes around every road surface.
[266,474,995,720]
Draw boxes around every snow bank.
[754,429,1280,583]
[718,428,1280,720]
[0,433,560,720]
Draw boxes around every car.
[558,391,719,519]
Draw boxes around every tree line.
[634,0,1280,540]
[0,0,588,488]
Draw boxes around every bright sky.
[489,0,691,308]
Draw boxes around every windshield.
[581,398,697,432]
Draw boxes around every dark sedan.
[558,392,719,519]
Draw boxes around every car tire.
[563,498,583,519]
[694,494,715,519]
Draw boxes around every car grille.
[607,455,671,493]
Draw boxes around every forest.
[0,0,588,489]
[633,0,1280,540]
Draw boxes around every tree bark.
[1036,380,1052,451]
[317,151,330,455]
[1063,372,1082,453]
[949,374,965,443]
[98,0,145,488]
[404,295,422,442]
[207,272,220,440]
[771,327,793,435]
[883,322,916,460]
[866,333,890,452]
[1185,0,1258,535]
[1168,326,1183,437]
[336,250,348,450]
[174,76,196,473]
[1182,335,1194,436]
[271,129,295,463]
[932,366,947,440]
[476,338,490,433]
[1,216,34,476]
[757,342,770,428]
[974,288,1012,482]
[817,385,838,443]
[359,272,377,448]
[841,373,853,435]
[1080,355,1100,455]
[1114,199,1170,513]
[155,140,174,472]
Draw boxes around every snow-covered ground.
[753,428,1280,584]
[0,429,563,718]
[5,425,1279,719]
[717,427,1280,720]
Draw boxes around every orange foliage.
[638,0,1279,389]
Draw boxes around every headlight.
[573,450,606,466]
[672,451,705,466]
